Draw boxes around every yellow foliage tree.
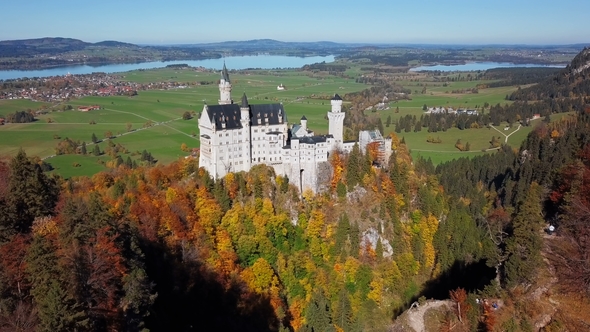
[330,151,344,191]
[241,257,276,294]
[367,276,384,306]
[194,187,223,238]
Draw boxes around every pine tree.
[333,214,350,258]
[0,149,58,240]
[280,175,289,193]
[376,117,384,134]
[394,120,401,133]
[504,183,544,287]
[214,179,231,212]
[91,133,98,144]
[305,291,334,332]
[333,289,353,331]
[350,221,360,258]
[125,156,133,169]
[336,182,347,198]
[26,235,89,331]
[81,142,87,155]
[346,144,362,190]
[375,238,384,260]
[93,145,101,156]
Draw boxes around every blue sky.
[1,0,588,45]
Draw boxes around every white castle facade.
[198,64,359,192]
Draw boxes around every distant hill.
[93,40,137,48]
[0,37,342,70]
[0,37,91,57]
[177,39,345,50]
[509,46,590,101]
[0,37,143,57]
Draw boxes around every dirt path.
[490,124,522,143]
[405,300,452,332]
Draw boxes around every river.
[0,55,335,81]
[410,61,565,72]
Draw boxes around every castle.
[198,64,388,192]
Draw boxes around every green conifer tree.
[0,149,58,240]
[504,183,544,287]
[346,144,361,190]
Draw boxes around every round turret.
[330,94,343,113]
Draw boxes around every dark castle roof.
[250,104,287,126]
[283,134,334,149]
[301,115,307,121]
[205,104,242,130]
[203,98,287,130]
[331,94,342,100]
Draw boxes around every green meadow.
[0,67,366,177]
[0,64,548,176]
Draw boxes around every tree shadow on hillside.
[393,259,496,319]
[142,241,280,332]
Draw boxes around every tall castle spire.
[221,62,230,83]
[218,62,232,105]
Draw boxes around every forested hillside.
[0,137,463,331]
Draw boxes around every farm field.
[0,64,555,176]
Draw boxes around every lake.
[410,61,565,72]
[0,55,335,81]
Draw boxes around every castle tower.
[328,94,345,142]
[240,93,251,169]
[218,62,232,105]
[300,115,307,133]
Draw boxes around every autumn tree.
[449,288,470,324]
[548,153,590,296]
[480,301,496,331]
